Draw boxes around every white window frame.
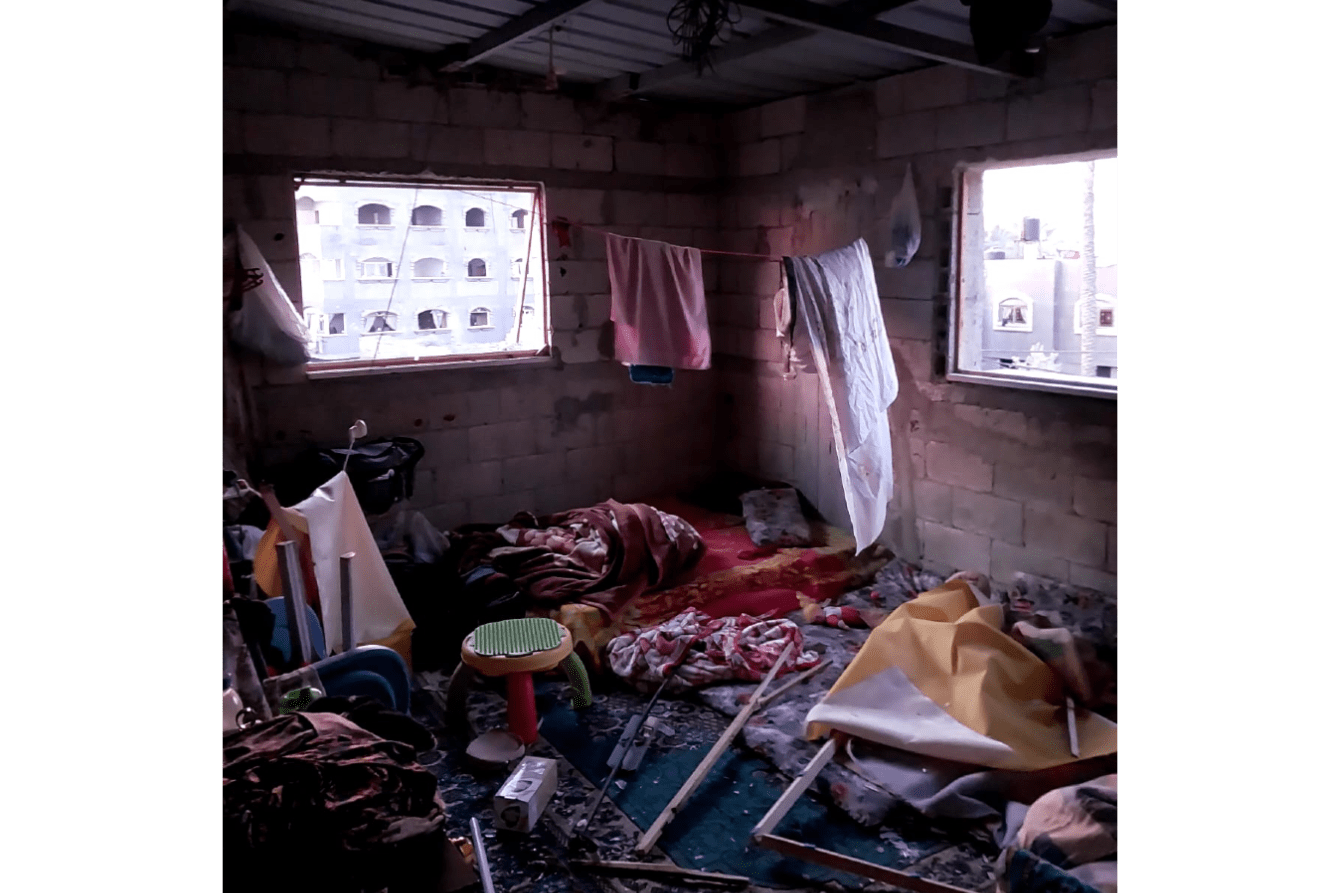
[293,175,552,376]
[362,310,398,334]
[411,257,448,280]
[357,203,394,227]
[327,312,347,335]
[1072,294,1117,336]
[466,257,489,280]
[409,204,445,228]
[321,257,344,280]
[992,294,1034,333]
[417,308,449,331]
[464,207,489,230]
[304,311,328,335]
[359,258,395,280]
[468,307,493,330]
[510,209,528,231]
[296,197,319,226]
[948,148,1117,400]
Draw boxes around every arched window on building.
[413,257,445,279]
[418,309,448,331]
[469,308,491,329]
[363,311,397,333]
[1072,294,1117,336]
[511,209,527,230]
[992,293,1033,332]
[328,313,346,335]
[360,257,394,279]
[411,205,442,226]
[465,207,487,227]
[467,258,488,278]
[511,258,525,279]
[296,196,319,225]
[358,203,392,225]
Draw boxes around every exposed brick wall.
[711,27,1118,595]
[224,22,723,527]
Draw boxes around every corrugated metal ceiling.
[230,0,1117,106]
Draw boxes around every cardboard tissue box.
[493,756,558,833]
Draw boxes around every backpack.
[278,437,425,516]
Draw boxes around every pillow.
[739,487,812,548]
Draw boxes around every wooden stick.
[1065,696,1080,758]
[754,833,977,893]
[634,640,796,855]
[571,860,750,888]
[751,736,838,838]
[758,659,832,709]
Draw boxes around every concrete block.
[615,140,666,176]
[725,107,761,144]
[552,133,614,172]
[1091,79,1117,132]
[424,125,485,165]
[760,440,795,481]
[535,414,597,454]
[468,420,537,462]
[224,111,245,154]
[297,41,380,79]
[926,441,992,493]
[373,81,441,122]
[874,259,937,300]
[417,428,469,464]
[778,133,803,172]
[332,119,410,159]
[565,445,620,480]
[922,521,991,575]
[1005,86,1091,143]
[520,92,584,132]
[990,540,1069,584]
[243,114,331,157]
[913,479,953,524]
[465,389,503,426]
[952,489,1023,544]
[287,73,373,119]
[736,139,781,178]
[967,72,1010,102]
[545,188,607,227]
[1044,26,1117,87]
[874,74,904,118]
[666,143,718,178]
[502,454,562,492]
[899,66,969,112]
[470,492,534,524]
[549,260,608,296]
[993,462,1072,509]
[552,329,607,364]
[1068,563,1116,596]
[224,66,287,113]
[1073,476,1116,523]
[666,193,717,228]
[1105,525,1117,574]
[879,297,932,341]
[876,111,937,158]
[450,88,523,129]
[484,127,550,168]
[1024,505,1106,567]
[437,459,502,501]
[610,190,666,227]
[759,96,806,138]
[228,33,299,71]
[950,405,1031,444]
[936,101,1007,149]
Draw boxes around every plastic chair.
[265,597,411,713]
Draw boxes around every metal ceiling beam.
[437,0,602,72]
[735,0,1018,77]
[598,0,919,99]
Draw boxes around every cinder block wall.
[711,27,1118,594]
[224,21,723,530]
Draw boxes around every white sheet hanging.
[284,471,415,657]
[787,238,898,553]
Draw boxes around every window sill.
[466,277,492,282]
[946,368,1118,400]
[305,350,552,379]
[359,277,396,282]
[412,277,450,282]
[357,225,394,230]
[992,325,1033,333]
[409,226,446,232]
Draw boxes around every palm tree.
[1078,161,1097,377]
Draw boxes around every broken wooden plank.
[634,640,796,855]
[571,859,750,888]
[754,833,977,893]
[750,735,838,838]
[758,658,832,709]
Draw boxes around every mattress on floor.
[544,495,890,670]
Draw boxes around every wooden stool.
[460,617,592,745]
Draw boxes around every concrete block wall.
[225,22,723,529]
[711,27,1118,595]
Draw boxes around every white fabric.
[787,238,898,552]
[288,471,415,655]
[805,665,1019,765]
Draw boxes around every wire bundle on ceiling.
[666,0,742,74]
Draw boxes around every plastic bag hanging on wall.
[885,164,922,269]
[225,226,311,367]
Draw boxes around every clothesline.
[553,217,786,262]
[443,186,785,262]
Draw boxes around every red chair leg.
[506,672,538,744]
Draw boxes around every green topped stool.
[459,617,592,745]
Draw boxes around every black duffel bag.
[276,437,425,516]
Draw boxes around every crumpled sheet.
[454,500,704,620]
[996,775,1117,893]
[607,609,819,693]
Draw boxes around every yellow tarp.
[806,579,1117,771]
